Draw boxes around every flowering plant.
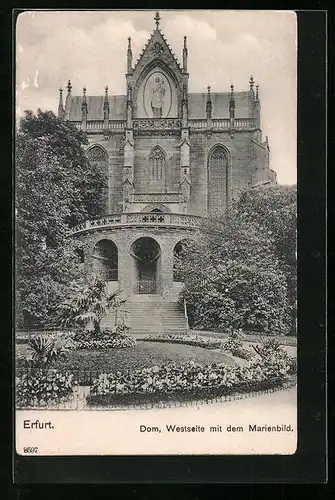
[16,369,74,407]
[90,354,294,404]
[72,328,136,350]
[140,332,222,349]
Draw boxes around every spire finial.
[58,87,65,119]
[249,75,254,90]
[83,86,86,96]
[206,85,212,119]
[67,79,72,93]
[103,85,109,116]
[184,35,187,48]
[154,11,161,29]
[256,84,259,100]
[229,83,235,113]
[128,36,131,49]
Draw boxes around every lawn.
[16,340,236,373]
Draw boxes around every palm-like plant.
[57,276,125,334]
[26,335,67,368]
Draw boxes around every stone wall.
[85,126,271,217]
[87,134,124,213]
[134,135,180,193]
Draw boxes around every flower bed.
[16,369,74,407]
[72,330,136,350]
[139,333,222,350]
[87,353,294,407]
[191,329,297,347]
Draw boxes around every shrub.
[252,337,286,359]
[16,369,74,407]
[25,334,68,368]
[221,335,254,360]
[287,356,297,375]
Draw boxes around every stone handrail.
[69,212,202,235]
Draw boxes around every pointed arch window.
[87,145,109,213]
[87,145,108,162]
[208,145,228,215]
[149,146,166,181]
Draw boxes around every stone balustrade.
[212,119,230,129]
[108,120,126,130]
[234,118,254,128]
[69,212,202,236]
[189,119,207,129]
[73,117,254,132]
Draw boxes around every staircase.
[100,295,188,335]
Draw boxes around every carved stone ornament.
[133,119,182,130]
[151,42,164,56]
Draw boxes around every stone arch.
[134,58,181,116]
[87,143,108,161]
[173,238,192,282]
[130,236,161,294]
[141,203,171,213]
[87,144,109,213]
[207,144,231,216]
[92,239,118,281]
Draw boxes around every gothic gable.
[131,27,183,80]
[128,15,187,119]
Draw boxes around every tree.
[179,186,296,336]
[15,109,107,327]
[231,185,297,335]
[18,109,107,223]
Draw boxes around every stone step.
[101,296,188,335]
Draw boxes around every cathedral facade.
[57,13,276,330]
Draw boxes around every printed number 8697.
[23,447,38,453]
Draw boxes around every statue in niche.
[150,75,165,118]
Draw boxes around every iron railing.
[134,279,157,294]
[15,367,296,411]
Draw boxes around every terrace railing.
[69,212,202,236]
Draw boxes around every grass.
[16,340,236,373]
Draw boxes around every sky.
[16,10,297,185]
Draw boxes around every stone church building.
[57,12,277,333]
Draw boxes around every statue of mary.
[150,76,165,118]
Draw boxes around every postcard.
[15,9,297,457]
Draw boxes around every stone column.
[123,84,135,212]
[118,235,133,297]
[160,240,174,299]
